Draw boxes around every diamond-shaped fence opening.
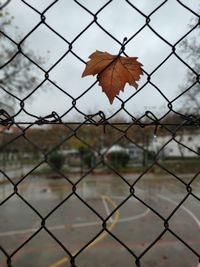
[0,1,200,267]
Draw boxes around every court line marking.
[0,225,65,237]
[2,220,40,267]
[108,195,150,222]
[0,209,150,238]
[0,196,149,237]
[0,195,150,267]
[158,194,200,267]
[72,221,100,228]
[102,195,113,223]
[49,195,120,267]
[158,194,200,228]
[2,193,199,266]
[119,208,150,223]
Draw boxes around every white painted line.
[158,194,200,229]
[73,208,150,226]
[0,225,65,237]
[0,196,150,237]
[72,221,100,228]
[108,195,150,222]
[109,195,137,201]
[119,208,150,223]
[0,228,39,237]
[0,221,104,237]
[101,196,113,223]
[48,225,65,231]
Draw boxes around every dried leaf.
[82,50,143,104]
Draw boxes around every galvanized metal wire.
[0,1,200,267]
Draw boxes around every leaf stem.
[119,37,128,55]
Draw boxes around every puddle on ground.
[0,173,195,203]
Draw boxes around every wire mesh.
[0,1,200,267]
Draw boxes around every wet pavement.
[0,173,200,267]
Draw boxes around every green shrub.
[108,151,130,169]
[48,151,65,171]
[78,145,95,168]
[161,159,200,173]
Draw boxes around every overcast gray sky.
[2,0,200,121]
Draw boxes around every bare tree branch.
[179,7,200,115]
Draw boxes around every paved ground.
[0,173,200,267]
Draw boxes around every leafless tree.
[0,10,44,110]
[179,9,200,115]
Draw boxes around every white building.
[149,132,200,158]
[126,143,143,160]
[101,144,143,160]
[101,145,128,155]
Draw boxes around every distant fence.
[0,1,200,267]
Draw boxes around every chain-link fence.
[0,1,200,267]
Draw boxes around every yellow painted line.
[49,195,120,267]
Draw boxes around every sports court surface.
[0,173,200,267]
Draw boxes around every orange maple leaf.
[82,50,143,104]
